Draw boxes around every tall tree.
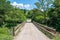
[35,0,54,25]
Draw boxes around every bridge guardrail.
[13,21,26,36]
[33,21,56,39]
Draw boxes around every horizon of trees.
[0,0,27,28]
[29,0,60,32]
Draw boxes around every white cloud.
[24,4,30,9]
[11,2,31,10]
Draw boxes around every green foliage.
[35,2,41,9]
[31,9,46,24]
[0,34,13,40]
[31,0,60,32]
[0,0,26,28]
[0,28,9,34]
[0,28,13,40]
[27,10,33,18]
[35,16,44,23]
[54,35,60,40]
[47,0,60,31]
[54,0,60,7]
[0,0,26,40]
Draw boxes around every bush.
[0,28,13,40]
[54,35,60,40]
[34,15,45,24]
[0,28,9,35]
[0,34,13,40]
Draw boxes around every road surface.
[14,22,50,40]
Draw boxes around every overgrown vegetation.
[0,28,13,40]
[29,0,60,32]
[0,0,60,40]
[0,0,26,40]
[0,0,26,28]
[26,0,60,39]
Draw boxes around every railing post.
[13,27,15,36]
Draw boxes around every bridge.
[13,19,55,40]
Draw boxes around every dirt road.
[14,23,50,40]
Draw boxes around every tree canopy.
[0,0,26,28]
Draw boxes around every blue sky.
[10,0,38,10]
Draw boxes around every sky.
[10,0,38,10]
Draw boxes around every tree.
[45,0,60,32]
[54,0,60,32]
[0,0,11,26]
[34,0,54,25]
[0,0,27,28]
[35,2,41,9]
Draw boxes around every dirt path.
[14,23,50,40]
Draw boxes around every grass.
[0,27,13,40]
[53,34,60,40]
[0,34,13,40]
